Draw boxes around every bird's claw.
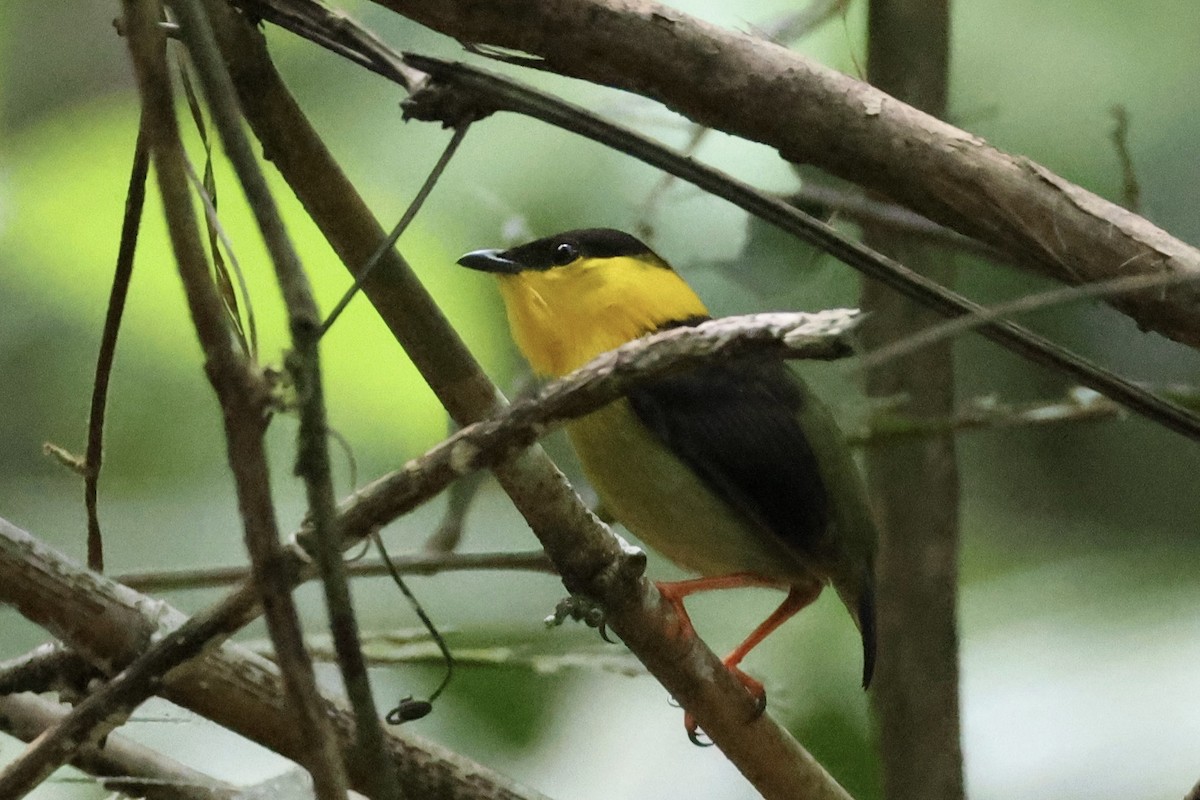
[684,712,714,747]
[727,665,768,722]
[677,665,768,745]
[544,594,615,643]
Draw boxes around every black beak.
[457,248,521,274]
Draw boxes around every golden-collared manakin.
[458,228,877,732]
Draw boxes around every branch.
[83,114,150,573]
[373,0,1200,350]
[852,388,1123,444]
[862,2,964,798]
[0,516,549,800]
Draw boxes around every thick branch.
[372,0,1200,348]
[863,1,964,798]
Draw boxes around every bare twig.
[860,268,1200,374]
[115,550,555,593]
[787,183,1002,260]
[1109,105,1142,214]
[322,121,473,335]
[851,388,1122,444]
[83,114,150,573]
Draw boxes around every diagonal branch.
[369,0,1200,349]
[397,54,1200,443]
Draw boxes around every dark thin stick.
[115,549,555,593]
[787,183,1002,260]
[84,116,150,573]
[371,532,454,720]
[321,120,473,336]
[399,54,1200,444]
[170,0,386,797]
[860,268,1200,373]
[131,2,348,797]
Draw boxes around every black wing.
[627,358,830,557]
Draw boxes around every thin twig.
[321,121,473,335]
[858,268,1200,373]
[786,183,1002,260]
[1109,105,1142,214]
[83,114,150,573]
[115,550,555,593]
[851,388,1122,445]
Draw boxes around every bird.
[457,228,877,738]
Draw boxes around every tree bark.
[863,2,964,799]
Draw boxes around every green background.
[1,1,1198,798]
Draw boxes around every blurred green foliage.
[1,1,1198,799]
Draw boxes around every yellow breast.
[494,256,708,376]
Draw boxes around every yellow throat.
[494,255,709,377]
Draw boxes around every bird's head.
[458,228,709,376]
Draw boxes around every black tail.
[859,578,877,689]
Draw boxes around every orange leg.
[655,576,823,743]
[656,573,785,640]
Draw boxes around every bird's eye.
[552,242,578,265]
